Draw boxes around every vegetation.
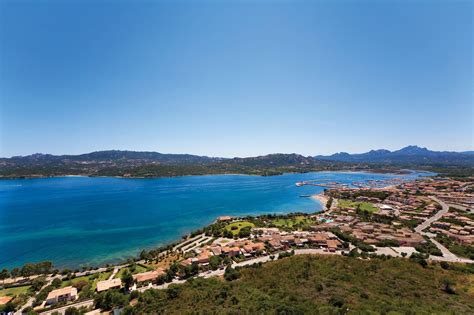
[122,255,474,314]
[338,199,378,213]
[224,221,255,236]
[115,264,149,279]
[271,215,317,230]
[415,238,443,256]
[0,285,31,297]
[436,234,474,260]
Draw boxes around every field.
[128,255,474,314]
[338,199,379,213]
[62,271,112,290]
[224,221,255,236]
[0,285,30,297]
[271,215,317,229]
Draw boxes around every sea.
[0,171,431,269]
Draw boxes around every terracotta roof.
[96,278,122,292]
[133,269,165,282]
[46,286,77,300]
[0,296,12,305]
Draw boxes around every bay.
[0,171,429,269]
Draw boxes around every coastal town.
[1,175,473,314]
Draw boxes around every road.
[447,203,473,214]
[38,299,94,315]
[414,196,449,233]
[414,197,473,264]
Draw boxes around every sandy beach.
[311,193,328,207]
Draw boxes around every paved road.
[108,267,119,280]
[414,197,474,264]
[447,203,473,214]
[38,299,94,315]
[173,234,205,252]
[415,197,449,233]
[16,277,57,315]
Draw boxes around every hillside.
[0,151,339,178]
[125,255,474,314]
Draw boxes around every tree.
[0,269,9,286]
[10,268,20,281]
[238,226,251,238]
[31,276,47,292]
[72,279,89,292]
[224,266,241,281]
[326,197,333,210]
[65,307,81,315]
[94,290,128,310]
[51,278,62,288]
[441,278,456,294]
[209,256,222,271]
[121,270,135,291]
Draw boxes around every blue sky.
[0,0,472,157]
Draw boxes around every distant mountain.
[315,145,474,165]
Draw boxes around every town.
[1,176,473,314]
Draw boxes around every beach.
[311,193,328,207]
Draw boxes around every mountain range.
[0,146,472,178]
[315,145,474,165]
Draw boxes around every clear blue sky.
[1,0,472,157]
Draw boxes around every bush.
[224,266,241,281]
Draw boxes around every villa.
[96,278,122,292]
[133,269,165,283]
[46,286,78,305]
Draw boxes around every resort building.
[133,270,165,283]
[46,286,78,305]
[96,278,122,292]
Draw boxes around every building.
[46,286,78,305]
[133,270,165,283]
[96,278,122,292]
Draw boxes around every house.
[222,246,241,257]
[217,216,233,222]
[96,278,122,292]
[326,240,342,252]
[46,286,78,305]
[196,250,211,264]
[133,270,165,283]
[180,258,193,267]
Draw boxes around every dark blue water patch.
[0,171,430,269]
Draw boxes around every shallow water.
[0,171,428,269]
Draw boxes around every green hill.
[125,255,474,314]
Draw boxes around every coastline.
[0,170,427,269]
[0,168,427,180]
[311,193,328,207]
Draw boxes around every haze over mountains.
[0,146,472,178]
[316,145,474,165]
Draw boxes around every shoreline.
[311,193,328,207]
[0,168,429,181]
[0,171,427,270]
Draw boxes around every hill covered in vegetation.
[0,151,342,178]
[124,255,474,314]
[1,148,473,178]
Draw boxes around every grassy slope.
[129,255,474,314]
[0,285,30,297]
[339,199,379,213]
[272,215,317,229]
[224,221,255,236]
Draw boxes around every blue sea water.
[0,171,429,269]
